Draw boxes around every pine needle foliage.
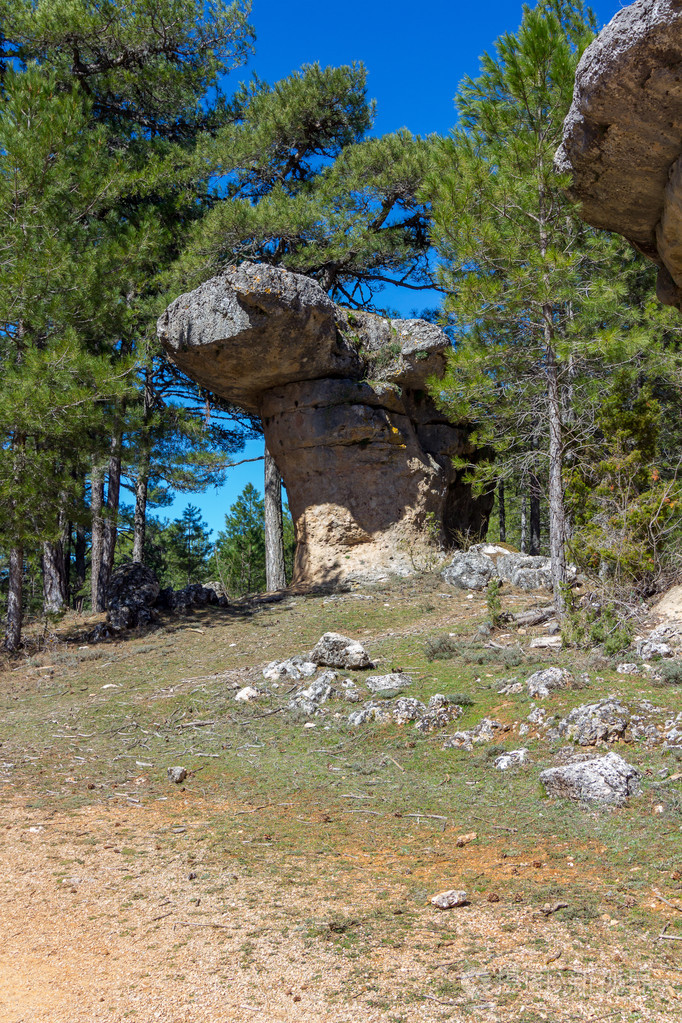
[425,0,682,605]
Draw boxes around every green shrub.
[654,660,682,686]
[425,634,458,661]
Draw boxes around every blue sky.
[166,0,624,536]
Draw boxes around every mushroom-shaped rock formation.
[158,262,492,587]
[556,0,682,307]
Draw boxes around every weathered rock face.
[158,262,492,586]
[556,0,682,307]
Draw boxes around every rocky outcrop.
[441,544,577,592]
[106,562,160,631]
[556,0,682,307]
[158,262,492,587]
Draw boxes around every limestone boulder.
[540,752,641,805]
[557,0,682,307]
[441,550,495,590]
[308,632,373,670]
[525,666,574,699]
[158,262,493,587]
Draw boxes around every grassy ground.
[0,576,680,1022]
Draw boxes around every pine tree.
[0,65,151,647]
[424,0,665,608]
[215,484,295,597]
[0,0,256,636]
[164,505,213,587]
[170,62,436,310]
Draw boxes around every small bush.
[446,692,474,707]
[561,590,633,655]
[486,579,503,627]
[654,660,682,686]
[425,635,458,661]
[461,643,523,668]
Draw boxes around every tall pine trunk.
[264,444,286,590]
[42,503,68,613]
[74,521,86,610]
[529,470,541,555]
[98,427,122,607]
[538,147,567,609]
[546,335,567,609]
[90,462,105,611]
[520,491,527,553]
[498,479,506,543]
[5,422,26,650]
[42,537,66,613]
[132,455,149,563]
[4,546,23,652]
[133,366,152,564]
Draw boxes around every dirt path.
[2,794,680,1023]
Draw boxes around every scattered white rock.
[263,656,317,681]
[442,717,502,750]
[529,635,563,650]
[637,639,673,661]
[289,672,336,715]
[496,553,554,591]
[548,698,630,746]
[494,748,529,770]
[430,889,468,909]
[416,694,463,733]
[348,702,393,727]
[498,682,523,695]
[526,666,573,699]
[347,693,462,732]
[308,632,373,669]
[341,678,362,702]
[167,766,187,784]
[540,752,640,805]
[235,686,260,703]
[365,672,412,694]
[441,547,577,593]
[391,697,427,724]
[616,663,640,675]
[527,706,546,726]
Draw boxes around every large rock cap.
[556,0,682,304]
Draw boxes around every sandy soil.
[2,794,680,1023]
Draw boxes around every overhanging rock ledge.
[158,262,492,587]
[556,0,682,307]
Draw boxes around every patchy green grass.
[1,578,681,1020]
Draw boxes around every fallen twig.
[178,720,215,729]
[150,911,173,922]
[423,994,460,1006]
[342,809,381,815]
[238,708,283,722]
[233,802,293,815]
[403,813,448,822]
[176,920,230,929]
[653,889,682,914]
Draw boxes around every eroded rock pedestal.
[158,262,491,586]
[556,0,682,307]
